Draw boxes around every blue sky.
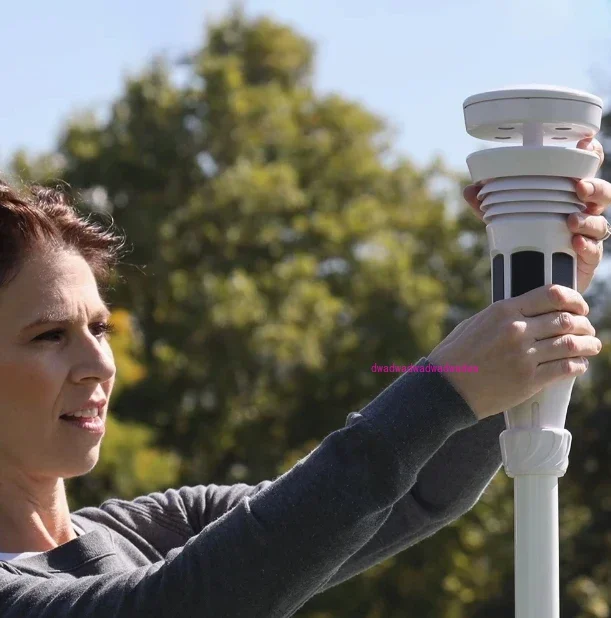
[2,0,611,182]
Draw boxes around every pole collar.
[500,427,572,478]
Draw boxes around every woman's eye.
[36,331,61,342]
[35,322,116,342]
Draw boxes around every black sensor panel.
[492,254,504,302]
[552,252,574,289]
[511,251,545,297]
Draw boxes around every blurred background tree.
[6,6,611,617]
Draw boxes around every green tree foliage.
[9,6,611,616]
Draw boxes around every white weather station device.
[463,85,604,618]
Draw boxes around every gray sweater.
[0,357,505,617]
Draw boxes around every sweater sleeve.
[317,415,505,592]
[0,362,479,618]
[314,358,505,593]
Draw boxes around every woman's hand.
[427,284,602,421]
[463,137,610,294]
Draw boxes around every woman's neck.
[0,478,76,552]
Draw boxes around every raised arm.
[316,360,505,592]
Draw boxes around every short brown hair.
[0,177,129,294]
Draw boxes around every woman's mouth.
[59,412,105,434]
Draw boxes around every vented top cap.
[464,84,602,109]
[463,84,603,144]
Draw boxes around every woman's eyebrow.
[21,306,112,331]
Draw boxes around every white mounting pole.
[462,85,603,618]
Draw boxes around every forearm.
[317,362,504,593]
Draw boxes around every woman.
[0,137,608,617]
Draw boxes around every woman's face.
[0,248,116,481]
